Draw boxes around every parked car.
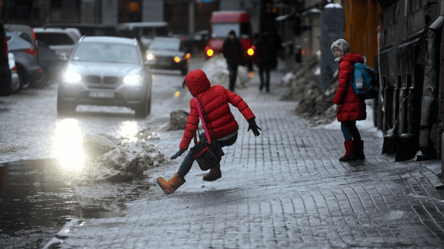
[4,24,38,49]
[57,36,154,118]
[8,53,20,93]
[5,31,43,91]
[146,37,190,75]
[0,22,11,96]
[33,27,81,57]
[37,40,67,84]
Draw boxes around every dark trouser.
[341,121,361,141]
[259,65,271,91]
[177,133,238,178]
[228,63,238,92]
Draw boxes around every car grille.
[82,74,122,89]
[83,75,101,84]
[156,56,174,65]
[103,76,120,84]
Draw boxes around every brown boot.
[203,164,221,181]
[339,141,356,162]
[354,140,365,160]
[157,173,185,195]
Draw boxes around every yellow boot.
[157,173,185,195]
[203,164,221,181]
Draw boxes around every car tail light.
[3,37,8,63]
[206,49,214,57]
[31,28,38,47]
[247,47,255,56]
[24,48,38,57]
[184,53,191,60]
[12,65,17,72]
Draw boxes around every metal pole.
[189,0,194,35]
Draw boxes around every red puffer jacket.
[179,69,255,150]
[333,52,367,122]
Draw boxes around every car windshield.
[71,42,140,64]
[211,23,240,38]
[149,39,179,51]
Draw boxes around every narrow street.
[35,64,444,248]
[1,53,444,248]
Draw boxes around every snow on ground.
[75,140,166,185]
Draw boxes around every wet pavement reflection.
[0,159,151,248]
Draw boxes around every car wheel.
[57,95,76,116]
[16,66,28,91]
[134,94,148,118]
[146,87,152,115]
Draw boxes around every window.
[211,23,239,38]
[37,33,74,46]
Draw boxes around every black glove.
[171,149,186,160]
[247,118,261,136]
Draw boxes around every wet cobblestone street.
[43,82,444,248]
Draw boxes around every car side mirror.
[58,52,69,61]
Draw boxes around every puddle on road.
[0,158,151,248]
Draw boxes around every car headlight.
[123,75,142,85]
[147,53,155,61]
[64,71,81,83]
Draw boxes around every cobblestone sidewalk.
[44,82,444,248]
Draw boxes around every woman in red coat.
[157,69,261,194]
[331,39,366,162]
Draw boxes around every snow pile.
[201,54,249,89]
[167,110,189,130]
[83,134,121,159]
[75,140,166,185]
[280,54,338,127]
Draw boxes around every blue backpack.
[350,63,379,99]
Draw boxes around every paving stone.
[35,77,444,248]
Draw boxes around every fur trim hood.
[331,39,350,61]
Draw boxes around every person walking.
[255,31,277,92]
[222,30,243,92]
[331,39,366,162]
[157,69,261,195]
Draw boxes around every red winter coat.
[333,52,367,122]
[179,69,256,150]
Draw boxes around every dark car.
[57,36,154,118]
[0,22,11,96]
[146,37,190,75]
[5,31,43,90]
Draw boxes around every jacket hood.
[184,69,211,96]
[341,52,364,64]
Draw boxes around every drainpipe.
[419,8,443,159]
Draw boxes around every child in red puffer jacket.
[157,69,261,195]
[331,39,366,162]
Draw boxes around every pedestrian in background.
[222,30,243,92]
[157,69,261,195]
[331,39,366,162]
[255,31,277,92]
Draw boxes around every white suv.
[33,28,81,57]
